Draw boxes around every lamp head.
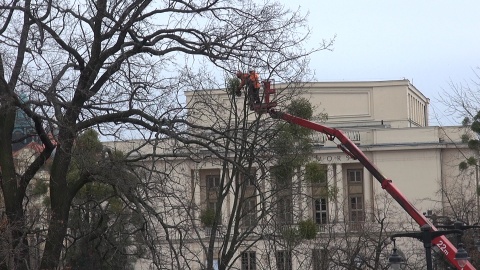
[454,243,470,268]
[388,248,405,270]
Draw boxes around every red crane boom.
[256,80,475,270]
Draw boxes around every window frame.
[242,171,257,187]
[313,197,328,225]
[276,196,293,225]
[312,249,328,270]
[275,250,292,270]
[242,197,257,227]
[241,251,256,270]
[349,195,364,222]
[207,174,221,189]
[347,169,363,183]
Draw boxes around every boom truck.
[249,80,475,270]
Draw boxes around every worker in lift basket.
[235,70,261,109]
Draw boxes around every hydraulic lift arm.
[259,81,475,270]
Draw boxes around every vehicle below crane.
[253,80,475,270]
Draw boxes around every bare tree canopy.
[438,67,480,123]
[0,0,333,269]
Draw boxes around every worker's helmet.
[249,69,255,74]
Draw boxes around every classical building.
[184,79,472,216]
[104,79,476,270]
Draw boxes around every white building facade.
[107,80,476,270]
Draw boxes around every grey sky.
[284,1,480,125]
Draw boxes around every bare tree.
[302,191,424,270]
[438,67,480,123]
[0,0,333,269]
[127,77,321,270]
[435,67,480,262]
[432,162,480,268]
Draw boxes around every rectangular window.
[313,198,328,225]
[241,251,256,270]
[205,201,222,226]
[276,196,293,224]
[207,174,220,188]
[271,166,293,189]
[242,197,257,226]
[208,201,219,212]
[347,168,364,227]
[312,249,328,270]
[350,196,364,222]
[242,171,257,187]
[347,169,362,183]
[275,250,292,270]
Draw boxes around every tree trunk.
[0,85,30,270]
[1,201,30,270]
[39,203,70,270]
[39,139,74,270]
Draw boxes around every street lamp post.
[425,212,480,268]
[437,220,480,246]
[435,220,480,268]
[424,211,455,270]
[388,224,463,270]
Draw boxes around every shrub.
[305,162,327,184]
[298,219,317,240]
[281,227,299,246]
[226,77,240,95]
[200,208,217,226]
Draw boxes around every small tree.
[297,219,317,240]
[270,98,314,168]
[200,208,217,227]
[63,130,140,270]
[226,77,240,96]
[304,162,327,184]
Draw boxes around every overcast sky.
[283,1,480,126]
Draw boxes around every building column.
[363,167,374,221]
[225,168,233,220]
[332,163,342,222]
[291,169,297,223]
[262,168,273,227]
[192,167,202,224]
[299,165,309,221]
